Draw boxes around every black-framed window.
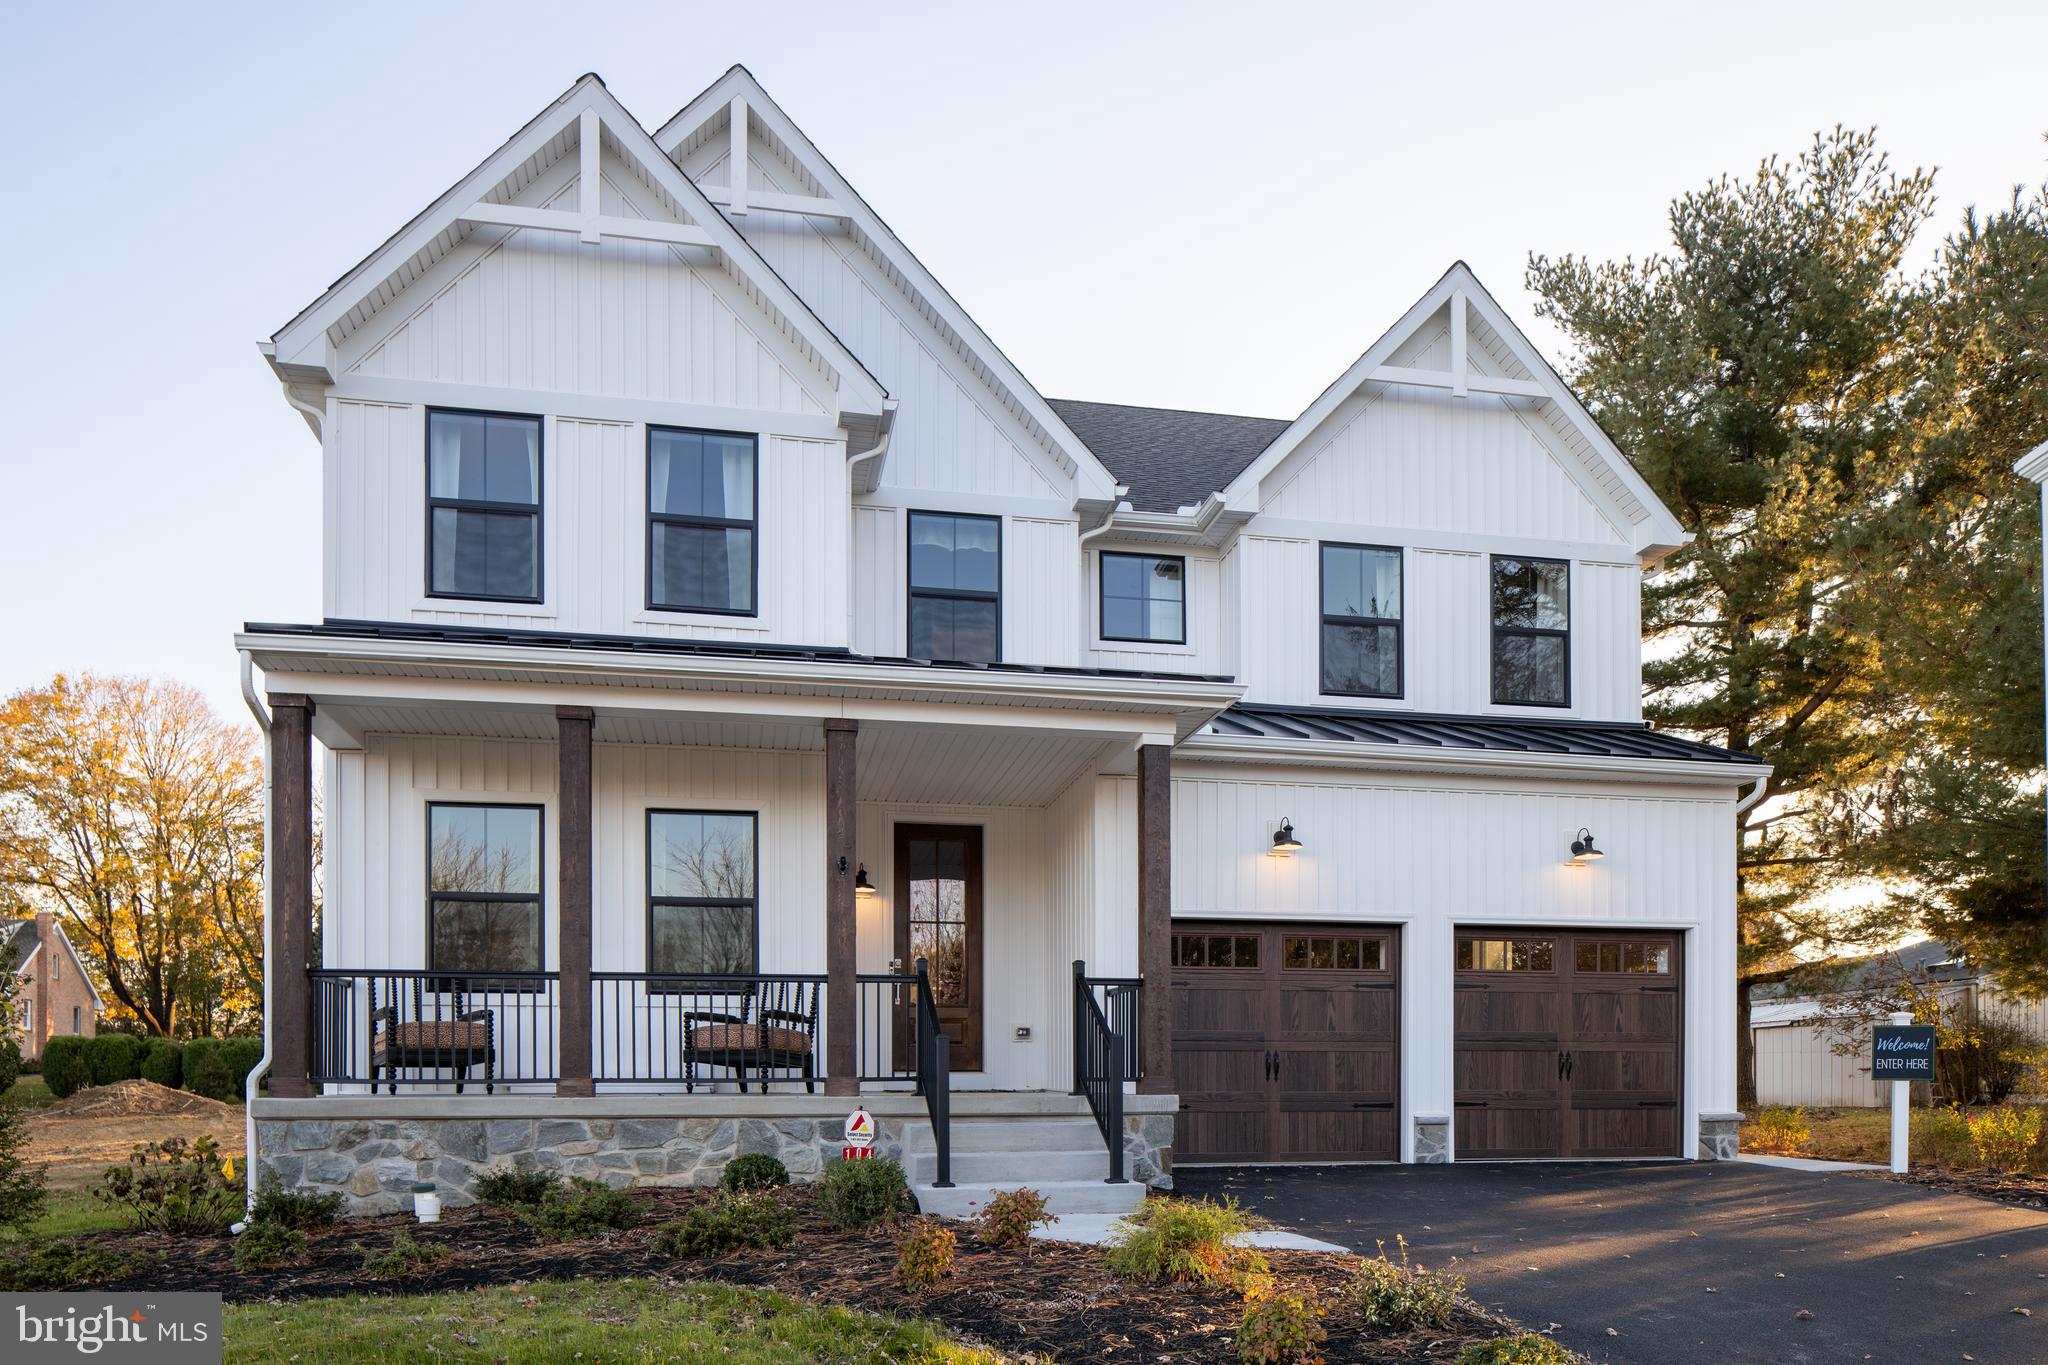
[1320,542,1402,697]
[647,427,757,615]
[907,511,1000,663]
[426,409,542,602]
[648,811,758,975]
[1491,555,1570,706]
[426,803,543,976]
[1099,551,1186,644]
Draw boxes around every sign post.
[1872,1012,1935,1174]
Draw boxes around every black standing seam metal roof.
[1208,704,1761,765]
[1046,398,1290,514]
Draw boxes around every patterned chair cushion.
[375,1019,492,1057]
[688,1023,812,1058]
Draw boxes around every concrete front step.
[905,1146,1120,1185]
[914,1177,1148,1220]
[899,1117,1110,1153]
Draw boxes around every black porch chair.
[369,977,496,1094]
[683,980,819,1093]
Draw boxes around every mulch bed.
[1852,1166,2048,1214]
[64,1187,1532,1362]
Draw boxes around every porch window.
[648,427,757,615]
[648,811,758,975]
[1099,551,1186,644]
[426,803,543,975]
[907,511,1000,663]
[426,410,542,602]
[1321,543,1402,697]
[1491,555,1570,706]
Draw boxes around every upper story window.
[648,811,757,975]
[1320,543,1402,697]
[1099,552,1185,644]
[648,427,757,615]
[1491,556,1570,706]
[426,410,542,603]
[427,803,543,976]
[907,511,1000,663]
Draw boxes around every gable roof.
[0,921,36,976]
[1046,400,1289,514]
[1218,262,1689,562]
[653,67,1121,508]
[267,73,887,428]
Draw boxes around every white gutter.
[1077,494,1132,549]
[846,399,897,485]
[238,650,272,1217]
[1735,775,1771,816]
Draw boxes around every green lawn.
[0,1189,125,1244]
[224,1279,1009,1364]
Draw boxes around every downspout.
[1734,776,1770,817]
[277,382,325,440]
[237,650,273,1220]
[846,400,897,483]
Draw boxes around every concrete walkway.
[1178,1161,2048,1364]
[1031,1211,1347,1251]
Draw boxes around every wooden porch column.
[556,706,595,1098]
[824,719,859,1096]
[1137,742,1174,1094]
[268,694,315,1098]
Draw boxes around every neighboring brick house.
[2,912,103,1062]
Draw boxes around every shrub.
[0,1241,150,1291]
[1917,1102,1975,1164]
[1456,1333,1577,1365]
[233,1220,308,1269]
[220,1039,262,1095]
[1967,1105,2044,1173]
[1237,1287,1327,1364]
[181,1037,259,1102]
[818,1156,911,1230]
[249,1175,342,1230]
[522,1176,639,1241]
[1744,1106,1810,1153]
[85,1034,141,1087]
[360,1230,447,1276]
[1103,1196,1267,1289]
[138,1038,182,1089]
[40,1036,91,1100]
[975,1186,1056,1248]
[895,1216,957,1292]
[719,1152,790,1192]
[654,1191,797,1259]
[0,1067,47,1234]
[472,1166,561,1208]
[91,1135,240,1234]
[1351,1236,1466,1330]
[0,1036,21,1095]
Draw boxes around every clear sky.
[3,0,2044,720]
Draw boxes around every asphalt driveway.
[1177,1161,2048,1364]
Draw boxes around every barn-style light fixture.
[854,864,878,898]
[1570,828,1605,862]
[1269,818,1303,857]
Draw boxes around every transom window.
[648,811,758,975]
[1321,543,1402,697]
[1283,935,1385,971]
[427,410,542,602]
[1171,933,1260,969]
[427,803,543,976]
[1457,937,1556,972]
[1099,552,1186,644]
[1575,940,1672,975]
[907,511,1000,663]
[1491,556,1570,707]
[647,427,757,615]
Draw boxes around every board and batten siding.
[848,506,1080,666]
[1084,546,1227,676]
[324,401,849,645]
[1754,1022,1886,1108]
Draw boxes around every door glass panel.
[1459,937,1556,972]
[907,837,970,1005]
[1336,938,1361,970]
[1284,936,1310,970]
[1235,936,1260,968]
[1309,938,1335,969]
[1361,940,1384,970]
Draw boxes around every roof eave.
[1178,731,1770,787]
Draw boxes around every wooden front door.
[1453,929,1683,1159]
[894,824,984,1073]
[1171,922,1400,1163]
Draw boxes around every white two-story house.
[243,68,1766,1216]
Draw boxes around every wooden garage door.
[1171,923,1399,1163]
[1454,929,1682,1159]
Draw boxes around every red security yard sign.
[842,1107,876,1161]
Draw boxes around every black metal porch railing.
[1072,960,1139,1183]
[309,969,560,1091]
[912,957,952,1188]
[592,973,825,1091]
[856,973,921,1084]
[1074,971,1143,1092]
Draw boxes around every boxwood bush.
[138,1038,182,1089]
[40,1037,91,1100]
[85,1035,142,1087]
[0,1037,20,1096]
[182,1038,260,1102]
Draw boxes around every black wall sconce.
[854,864,877,899]
[1268,817,1303,857]
[1570,828,1605,863]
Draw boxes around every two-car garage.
[1171,923,1684,1164]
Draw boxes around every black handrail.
[1072,960,1130,1183]
[913,958,951,1189]
[1072,972,1142,1093]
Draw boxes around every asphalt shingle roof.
[0,920,37,976]
[1047,398,1290,513]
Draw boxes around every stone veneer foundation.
[1698,1111,1744,1161]
[254,1093,1178,1215]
